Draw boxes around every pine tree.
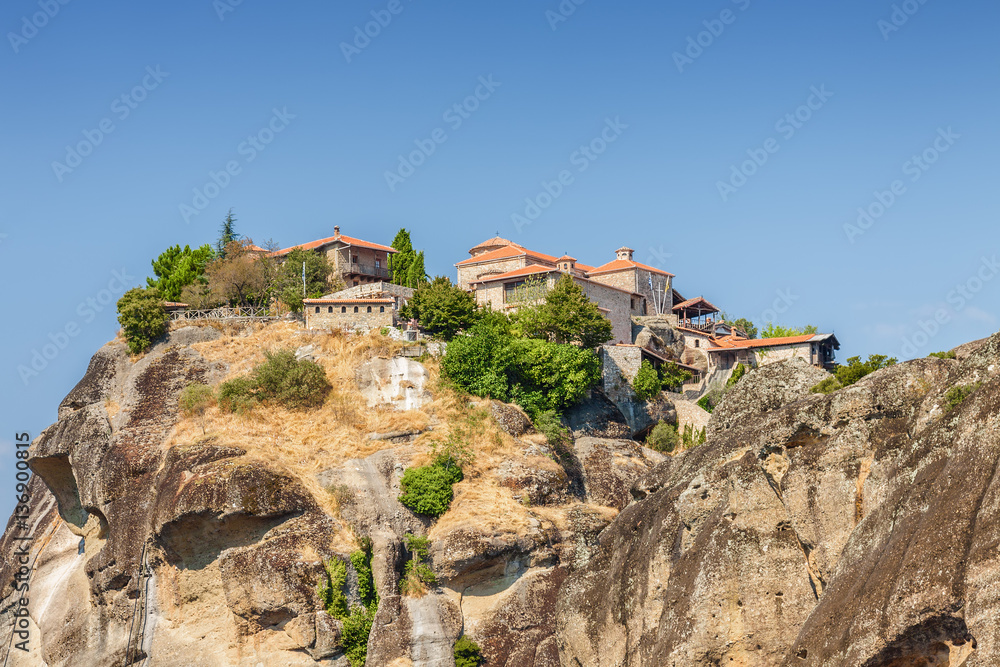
[390,228,414,285]
[217,209,239,257]
[406,251,427,288]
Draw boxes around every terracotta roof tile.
[274,233,397,256]
[587,258,675,278]
[707,334,817,351]
[304,298,396,305]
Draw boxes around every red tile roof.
[304,298,396,305]
[673,296,720,312]
[456,245,561,267]
[707,334,817,351]
[469,236,523,254]
[274,233,397,256]
[470,265,553,283]
[587,258,675,278]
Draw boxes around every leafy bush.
[179,383,215,433]
[442,313,601,417]
[761,323,818,338]
[632,360,662,401]
[515,274,614,349]
[350,539,378,608]
[533,410,571,447]
[726,363,748,388]
[117,288,170,354]
[318,548,378,667]
[944,382,981,412]
[217,376,258,414]
[341,605,376,667]
[218,349,332,413]
[400,276,480,340]
[454,636,484,667]
[681,424,707,448]
[696,395,713,413]
[834,355,897,387]
[646,420,679,453]
[398,459,461,517]
[811,376,843,395]
[400,533,436,596]
[317,558,348,618]
[660,362,692,392]
[929,350,957,360]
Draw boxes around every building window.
[315,306,320,314]
[341,306,347,313]
[375,259,381,269]
[695,339,700,348]
[380,306,385,313]
[354,306,359,313]
[352,256,358,263]
[367,306,372,313]
[328,306,333,313]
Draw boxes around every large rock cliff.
[3,322,1000,666]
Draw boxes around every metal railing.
[347,264,391,279]
[170,306,277,321]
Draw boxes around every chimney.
[616,246,634,261]
[334,226,341,236]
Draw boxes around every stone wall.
[456,256,530,290]
[305,301,394,331]
[574,278,633,345]
[326,282,414,301]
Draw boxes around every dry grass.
[166,321,581,546]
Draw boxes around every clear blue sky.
[2,0,998,521]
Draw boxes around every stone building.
[708,333,840,372]
[303,297,396,331]
[456,237,676,345]
[274,226,397,287]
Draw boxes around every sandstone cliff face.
[556,335,1000,666]
[5,322,1000,666]
[0,324,663,667]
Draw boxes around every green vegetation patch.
[928,350,957,360]
[398,456,463,517]
[944,382,981,413]
[317,541,379,667]
[646,420,679,453]
[117,287,170,354]
[218,349,332,413]
[454,635,485,667]
[810,376,844,395]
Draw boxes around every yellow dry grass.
[165,321,579,546]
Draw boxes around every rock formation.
[3,322,1000,666]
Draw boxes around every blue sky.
[2,0,998,521]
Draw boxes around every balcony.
[345,264,391,280]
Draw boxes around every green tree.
[516,274,613,348]
[731,317,758,339]
[632,360,662,401]
[389,228,415,285]
[216,209,239,257]
[406,250,428,288]
[646,420,679,453]
[660,362,693,392]
[761,323,818,338]
[400,276,479,340]
[834,355,897,386]
[454,636,484,667]
[441,312,601,417]
[275,248,334,312]
[117,288,170,355]
[147,244,215,301]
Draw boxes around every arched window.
[315,306,320,314]
[367,306,372,313]
[328,306,333,313]
[354,306,359,313]
[341,306,347,313]
[380,306,385,313]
